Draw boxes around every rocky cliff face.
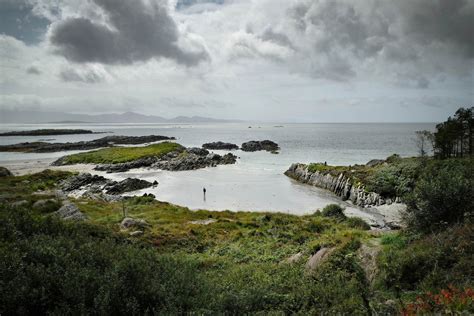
[284,163,401,208]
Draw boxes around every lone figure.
[203,187,207,201]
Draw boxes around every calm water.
[0,122,435,216]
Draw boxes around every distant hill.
[0,110,239,124]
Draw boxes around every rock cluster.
[60,173,155,199]
[1,135,175,153]
[202,141,239,150]
[95,148,237,173]
[241,140,279,152]
[285,163,402,208]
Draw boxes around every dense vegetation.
[59,142,183,164]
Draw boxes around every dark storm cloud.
[26,66,41,75]
[176,0,225,10]
[279,0,474,82]
[50,0,208,66]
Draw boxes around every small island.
[0,129,99,136]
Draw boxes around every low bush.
[345,217,370,230]
[321,204,346,219]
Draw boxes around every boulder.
[129,230,144,237]
[121,217,149,229]
[55,203,87,221]
[0,166,12,177]
[105,178,153,195]
[11,200,29,208]
[305,247,335,271]
[32,199,60,213]
[366,159,385,167]
[202,141,239,150]
[186,147,209,156]
[285,252,303,264]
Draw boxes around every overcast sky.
[0,0,473,122]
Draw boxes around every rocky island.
[52,142,238,172]
[0,135,175,153]
[241,140,280,153]
[0,129,99,136]
[202,141,239,150]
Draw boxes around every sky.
[0,0,473,122]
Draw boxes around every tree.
[414,130,433,157]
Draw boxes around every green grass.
[60,142,184,164]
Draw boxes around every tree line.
[416,107,473,159]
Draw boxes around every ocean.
[0,122,435,216]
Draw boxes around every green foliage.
[345,217,371,230]
[61,142,184,164]
[322,204,346,219]
[404,159,473,233]
[377,224,474,295]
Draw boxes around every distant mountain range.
[0,110,240,124]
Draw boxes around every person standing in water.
[203,187,207,201]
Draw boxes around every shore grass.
[60,141,184,164]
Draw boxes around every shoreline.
[0,156,403,228]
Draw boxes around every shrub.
[321,204,346,219]
[345,217,370,230]
[404,159,473,233]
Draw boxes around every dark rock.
[0,166,12,177]
[152,152,237,171]
[60,173,109,191]
[186,147,210,156]
[202,141,239,150]
[0,129,95,136]
[241,140,279,152]
[93,157,158,172]
[55,203,87,221]
[1,135,175,153]
[105,178,153,195]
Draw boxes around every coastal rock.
[93,157,159,173]
[305,247,335,271]
[241,140,279,152]
[284,163,401,209]
[60,173,109,191]
[105,178,153,195]
[32,199,60,213]
[202,141,239,150]
[55,203,87,221]
[3,135,175,154]
[186,147,210,156]
[0,167,12,177]
[0,129,95,137]
[152,152,237,171]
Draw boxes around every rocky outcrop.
[305,247,335,271]
[105,178,153,195]
[151,151,237,171]
[121,217,149,229]
[93,157,158,173]
[1,135,175,153]
[241,140,279,152]
[0,167,12,177]
[93,147,236,173]
[60,173,109,191]
[60,173,155,200]
[55,203,87,221]
[202,141,239,150]
[285,163,402,208]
